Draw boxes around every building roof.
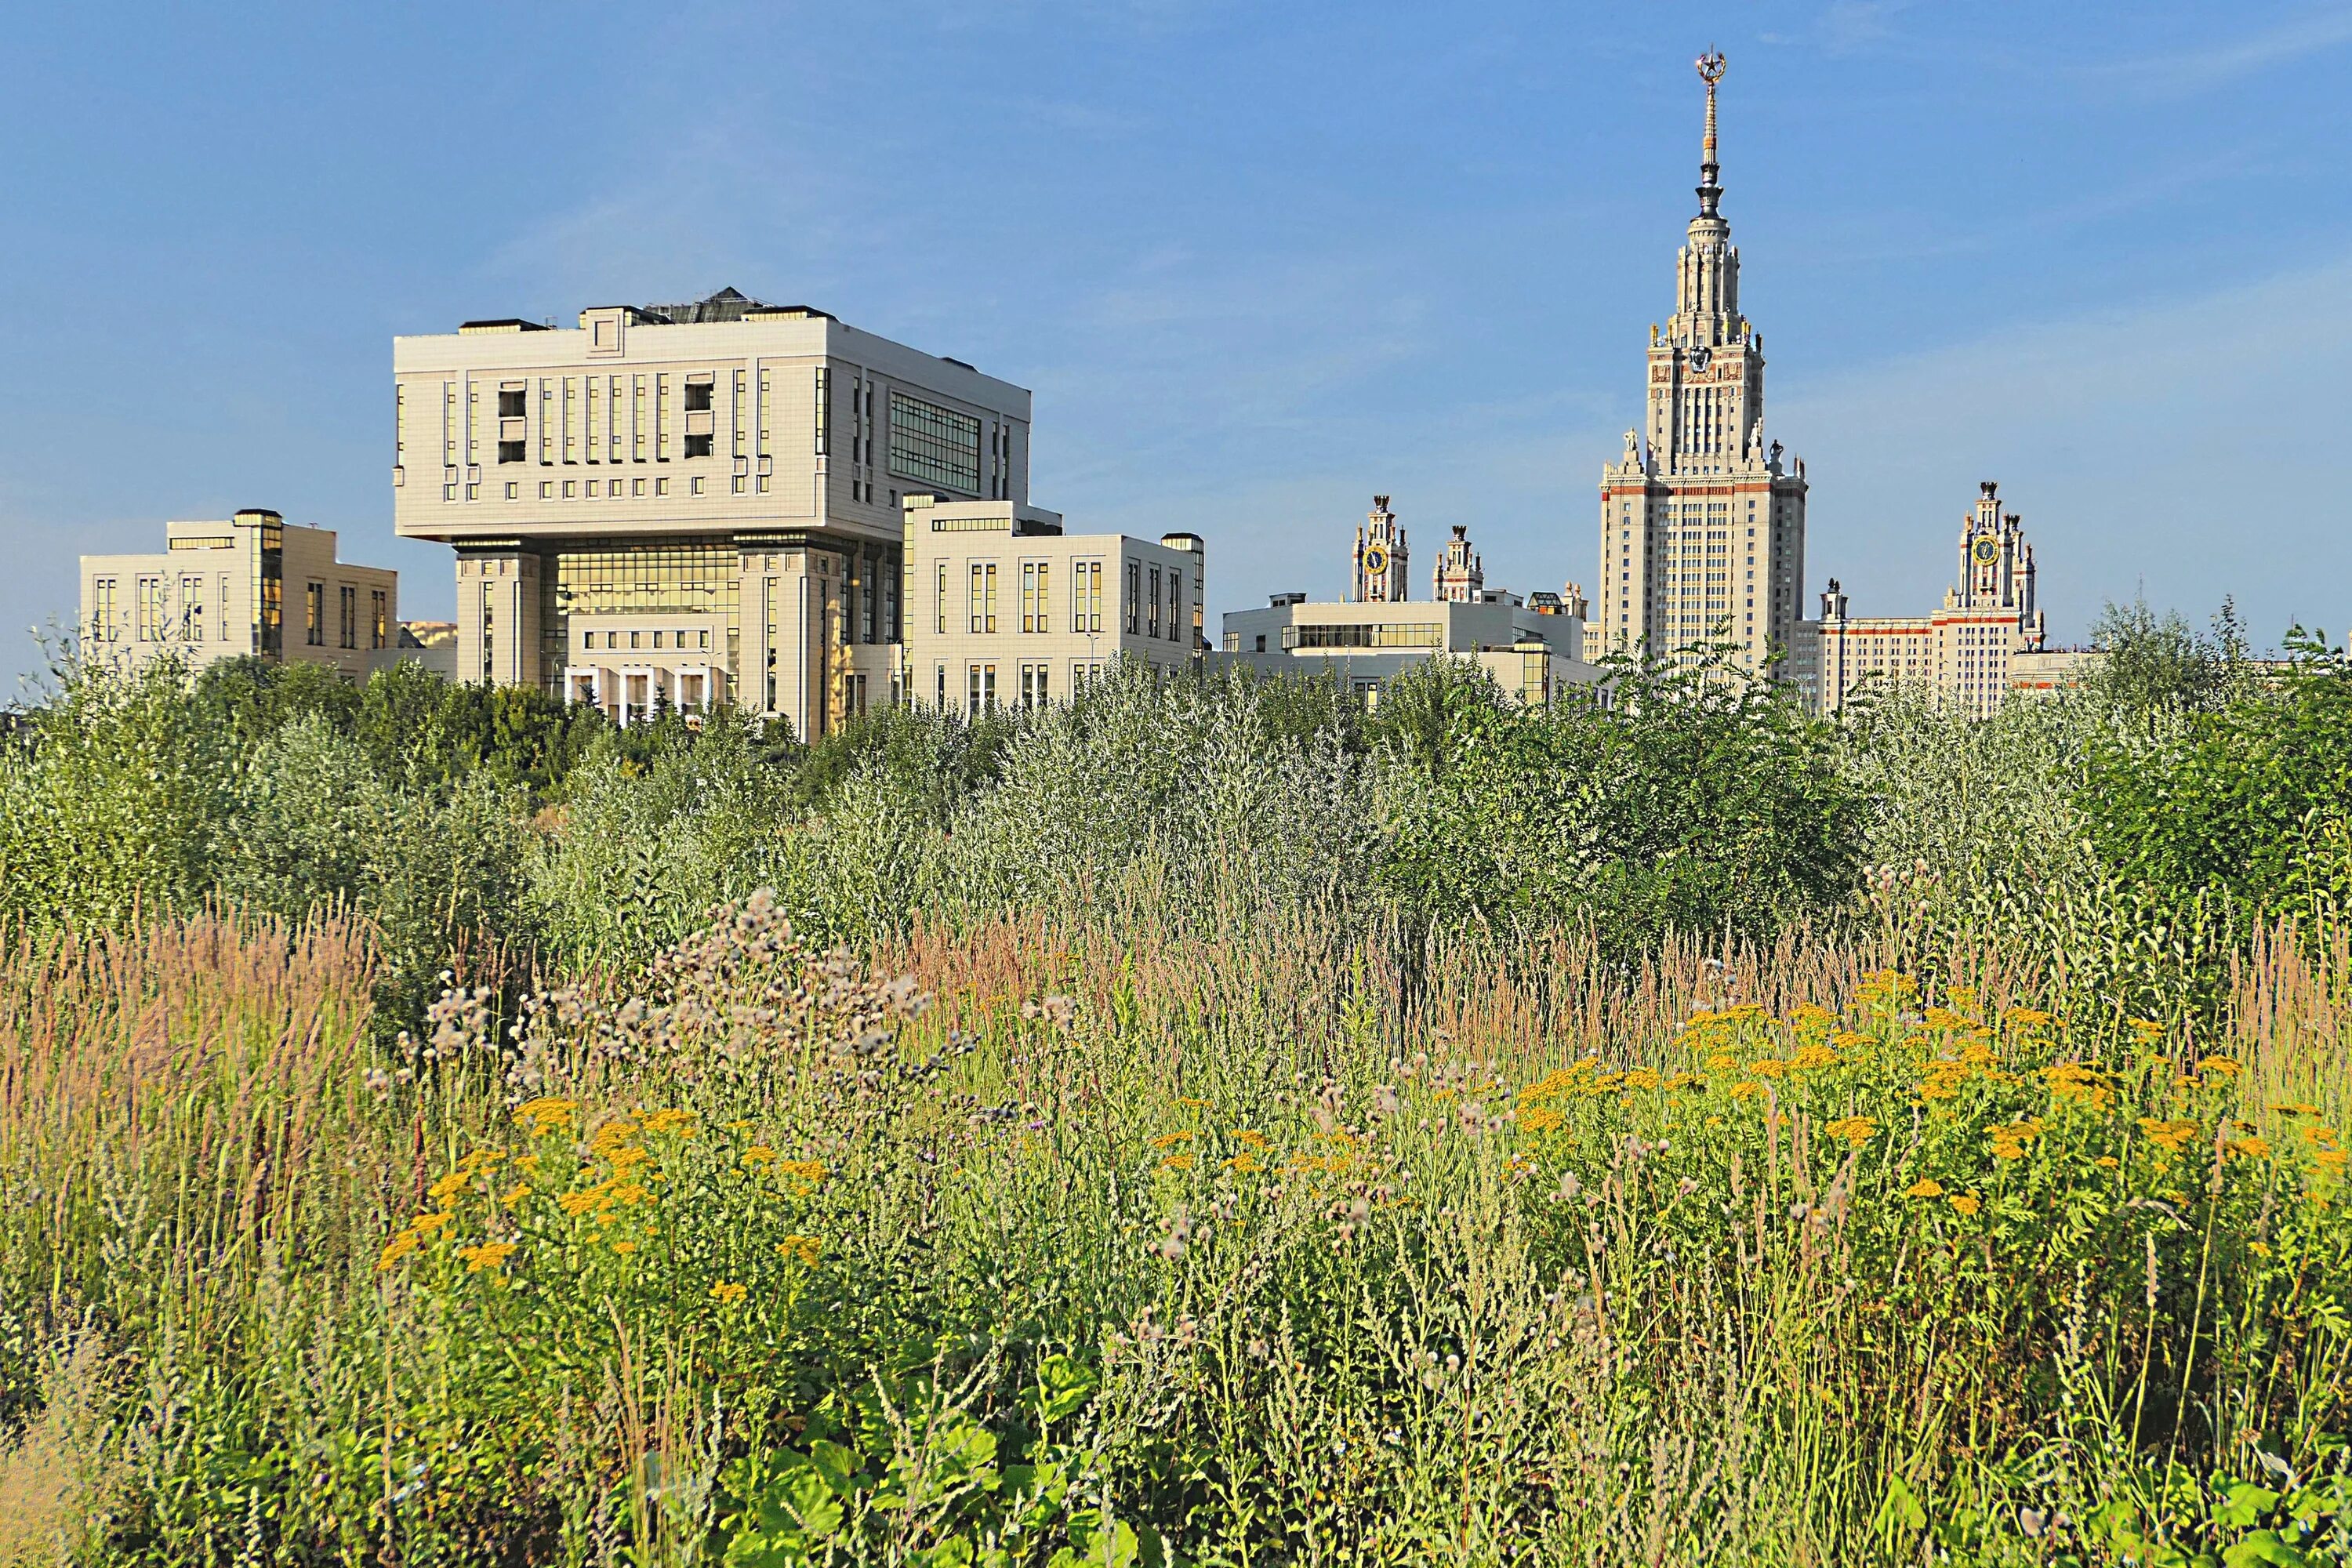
[634,286,833,325]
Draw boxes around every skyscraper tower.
[1597,51,1809,673]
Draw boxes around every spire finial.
[1695,48,1726,220]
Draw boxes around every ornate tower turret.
[1351,495,1410,603]
[1433,524,1484,602]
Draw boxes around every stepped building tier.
[1597,51,1809,675]
[392,289,1031,739]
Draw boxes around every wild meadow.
[0,614,2347,1566]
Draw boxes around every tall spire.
[1695,48,1726,220]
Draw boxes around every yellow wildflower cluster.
[2041,1061,2114,1111]
[1904,1178,1945,1199]
[1790,1044,1838,1071]
[773,1160,827,1192]
[2198,1056,2243,1080]
[2139,1118,2200,1154]
[1922,1007,1977,1032]
[1149,1132,1194,1149]
[1858,971,1918,1006]
[429,1148,507,1208]
[1160,1154,1196,1171]
[641,1108,697,1138]
[777,1235,822,1265]
[514,1097,579,1137]
[710,1280,748,1305]
[1824,1115,1878,1149]
[1987,1119,2044,1160]
[456,1241,517,1273]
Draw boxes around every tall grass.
[0,887,2342,1564]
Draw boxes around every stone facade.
[898,498,1200,715]
[392,289,1030,740]
[81,510,400,683]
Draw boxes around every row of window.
[406,372,1018,507]
[90,576,386,650]
[928,557,1181,643]
[579,629,714,652]
[934,659,1110,715]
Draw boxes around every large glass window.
[1021,560,1048,633]
[968,562,996,633]
[543,538,742,692]
[888,391,982,495]
[1284,622,1444,650]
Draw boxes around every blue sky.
[3,0,2348,691]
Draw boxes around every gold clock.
[1971,536,1998,565]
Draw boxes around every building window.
[1125,561,1141,634]
[935,561,948,636]
[690,475,706,494]
[92,577,118,641]
[968,562,997,633]
[1168,568,1183,643]
[305,583,325,646]
[339,584,357,648]
[1020,560,1049,633]
[1073,561,1102,633]
[1019,662,1049,710]
[966,662,996,713]
[180,575,205,643]
[684,380,713,414]
[1148,566,1162,639]
[887,390,982,495]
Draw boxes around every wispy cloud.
[1776,256,2352,643]
[2081,4,2352,97]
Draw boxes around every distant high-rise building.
[1597,51,1809,675]
[1351,495,1410,603]
[1811,481,2054,714]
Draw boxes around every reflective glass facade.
[887,391,982,495]
[542,537,741,677]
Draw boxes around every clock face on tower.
[1363,544,1389,578]
[1972,536,1998,565]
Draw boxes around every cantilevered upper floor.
[392,289,1032,549]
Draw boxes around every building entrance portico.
[564,611,726,720]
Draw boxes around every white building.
[391,289,1031,739]
[898,497,1201,715]
[1222,593,1596,706]
[80,509,400,682]
[1596,52,1810,677]
[1223,503,1596,705]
